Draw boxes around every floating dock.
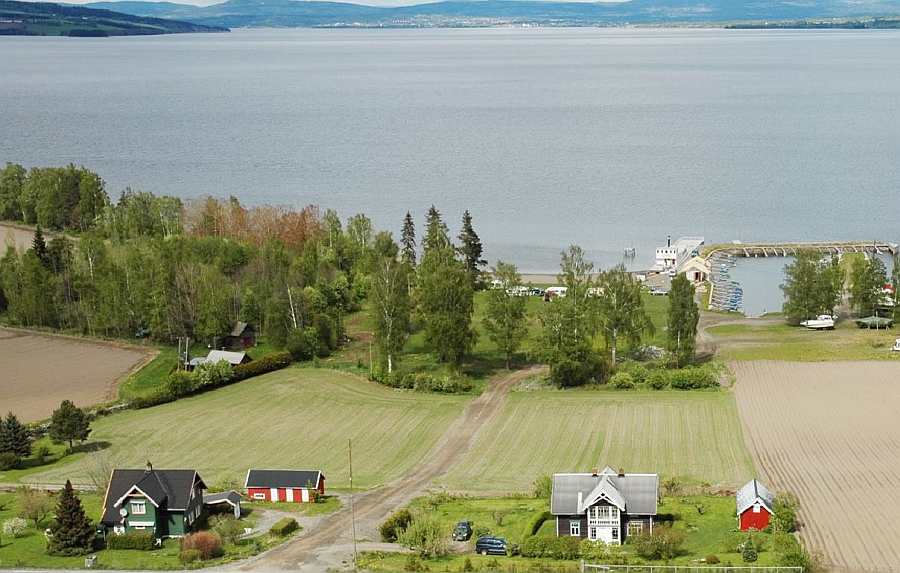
[703,240,898,259]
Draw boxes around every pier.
[703,240,898,260]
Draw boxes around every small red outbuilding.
[244,469,325,503]
[736,479,774,531]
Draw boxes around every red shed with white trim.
[244,469,325,503]
[736,479,774,531]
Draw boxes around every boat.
[892,339,900,352]
[800,315,836,330]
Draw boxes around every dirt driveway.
[240,366,545,572]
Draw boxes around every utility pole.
[349,439,358,570]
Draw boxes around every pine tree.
[48,400,91,451]
[400,211,417,267]
[0,412,32,459]
[47,481,95,556]
[422,205,449,254]
[457,210,486,290]
[32,224,48,266]
[667,274,699,367]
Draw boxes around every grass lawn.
[0,491,286,570]
[0,437,79,484]
[441,388,754,492]
[245,495,341,516]
[708,319,900,361]
[361,494,799,571]
[24,368,470,490]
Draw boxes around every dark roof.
[229,322,253,337]
[551,468,659,516]
[203,490,242,507]
[245,469,323,489]
[102,468,205,525]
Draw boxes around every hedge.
[131,351,293,409]
[522,511,552,541]
[520,535,581,559]
[270,517,299,536]
[106,531,156,551]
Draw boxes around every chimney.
[591,468,599,477]
[145,460,153,473]
[577,491,583,512]
[618,467,625,478]
[667,235,671,248]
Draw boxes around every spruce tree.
[401,211,417,267]
[667,274,699,367]
[48,400,91,451]
[417,243,476,367]
[47,481,95,556]
[422,205,450,254]
[0,412,32,459]
[32,224,48,266]
[457,210,486,290]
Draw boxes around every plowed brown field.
[734,361,900,573]
[0,327,150,422]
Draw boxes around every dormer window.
[753,503,760,513]
[131,501,146,515]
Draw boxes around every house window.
[131,501,146,515]
[253,493,266,500]
[611,528,618,541]
[627,522,644,537]
[569,521,580,537]
[588,527,597,540]
[753,504,761,513]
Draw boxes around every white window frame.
[253,493,266,500]
[611,527,619,541]
[569,521,580,537]
[131,501,147,515]
[627,521,644,537]
[753,503,761,513]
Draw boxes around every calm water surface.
[2,28,899,273]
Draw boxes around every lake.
[1,27,899,274]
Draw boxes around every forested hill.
[83,0,900,28]
[0,0,228,36]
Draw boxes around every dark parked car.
[474,535,509,556]
[452,521,473,541]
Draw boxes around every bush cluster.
[2,517,28,538]
[520,535,581,559]
[630,527,686,560]
[180,531,223,560]
[0,452,17,471]
[131,351,293,409]
[668,367,718,389]
[609,372,635,389]
[379,372,473,394]
[270,517,299,536]
[550,349,608,388]
[106,531,156,551]
[380,509,413,542]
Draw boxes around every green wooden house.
[101,463,207,539]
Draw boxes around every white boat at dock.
[800,315,837,330]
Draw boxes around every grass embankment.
[24,368,469,490]
[709,320,900,361]
[0,491,280,570]
[441,388,753,492]
[361,494,798,571]
[246,495,341,516]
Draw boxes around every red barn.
[244,469,324,503]
[736,479,775,531]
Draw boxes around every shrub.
[609,372,635,389]
[580,540,629,565]
[410,373,473,394]
[181,531,224,560]
[211,515,244,544]
[397,514,449,557]
[195,360,234,389]
[287,327,320,361]
[551,350,608,388]
[630,526,685,560]
[106,531,156,550]
[742,541,758,563]
[404,554,429,572]
[523,511,552,539]
[705,554,720,565]
[0,452,17,470]
[180,548,202,564]
[380,509,413,542]
[661,476,682,496]
[669,366,718,390]
[232,351,292,381]
[532,475,552,499]
[520,535,581,559]
[647,370,669,390]
[270,517,299,536]
[2,517,28,538]
[772,493,799,533]
[472,525,491,539]
[621,362,649,385]
[165,371,197,398]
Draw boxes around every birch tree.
[596,264,654,365]
[370,254,411,375]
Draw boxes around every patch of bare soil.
[242,366,546,572]
[0,327,150,422]
[734,361,900,573]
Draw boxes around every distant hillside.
[84,0,900,28]
[0,0,228,35]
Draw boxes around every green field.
[441,388,754,492]
[708,320,900,361]
[26,368,469,490]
